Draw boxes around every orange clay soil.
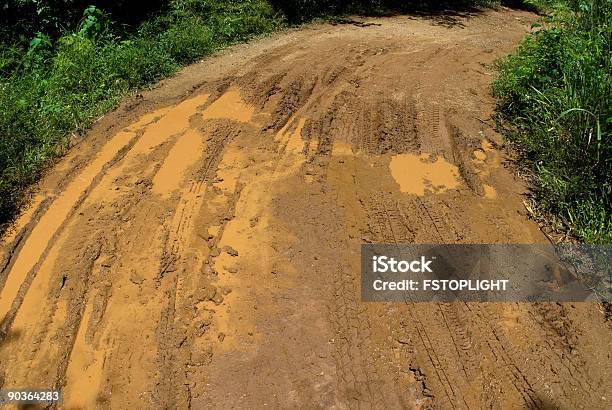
[0,9,610,409]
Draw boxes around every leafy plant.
[494,0,611,243]
[78,5,109,39]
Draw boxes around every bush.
[493,0,611,243]
[159,17,216,63]
[0,0,168,43]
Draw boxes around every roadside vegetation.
[493,0,611,243]
[267,0,499,22]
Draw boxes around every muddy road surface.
[0,9,610,409]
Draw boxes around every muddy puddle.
[389,153,461,196]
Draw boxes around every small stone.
[129,271,145,285]
[100,258,113,268]
[223,246,239,257]
[201,264,216,275]
[212,292,224,305]
[194,319,211,336]
[195,285,217,302]
[199,232,213,241]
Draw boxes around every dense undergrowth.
[267,0,500,22]
[493,0,611,243]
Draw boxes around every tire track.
[0,122,149,339]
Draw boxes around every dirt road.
[0,9,610,409]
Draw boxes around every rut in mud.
[0,9,610,409]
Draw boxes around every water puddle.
[472,140,501,177]
[473,149,487,161]
[213,146,245,193]
[274,117,309,176]
[472,140,502,200]
[152,129,205,198]
[0,129,138,320]
[135,94,209,154]
[284,118,307,154]
[483,184,497,199]
[63,302,105,409]
[389,153,460,196]
[202,90,254,123]
[87,94,209,203]
[0,96,211,323]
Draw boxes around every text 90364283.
[0,390,61,404]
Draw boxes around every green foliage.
[0,0,168,44]
[158,17,216,63]
[77,5,110,40]
[267,0,500,22]
[512,0,561,13]
[493,0,611,243]
[0,0,280,230]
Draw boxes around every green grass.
[493,0,611,243]
[0,0,281,233]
